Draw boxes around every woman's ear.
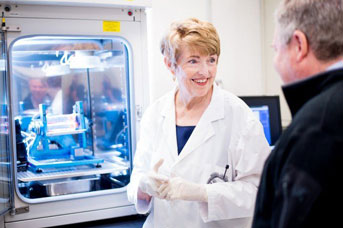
[164,57,176,75]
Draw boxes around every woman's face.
[174,47,218,99]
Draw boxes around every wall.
[148,0,291,126]
[261,0,291,126]
[147,0,210,102]
[210,0,264,96]
[148,0,264,99]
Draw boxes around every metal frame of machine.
[0,1,151,227]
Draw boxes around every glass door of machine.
[9,36,133,202]
[0,31,12,215]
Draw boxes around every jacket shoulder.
[294,79,343,131]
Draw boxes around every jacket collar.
[282,68,343,117]
[160,84,225,163]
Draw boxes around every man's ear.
[164,57,175,75]
[291,30,309,63]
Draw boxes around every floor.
[54,215,147,228]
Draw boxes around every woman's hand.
[137,188,152,202]
[157,177,208,202]
[138,159,168,198]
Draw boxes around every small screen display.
[240,96,282,146]
[251,105,272,145]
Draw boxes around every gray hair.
[275,0,343,61]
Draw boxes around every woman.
[127,18,270,228]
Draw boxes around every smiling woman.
[127,18,271,228]
[173,46,218,126]
[161,18,220,126]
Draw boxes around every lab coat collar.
[160,87,179,162]
[160,83,224,120]
[160,84,225,164]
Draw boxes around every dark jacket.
[252,68,343,228]
[22,94,51,110]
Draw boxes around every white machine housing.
[0,0,150,227]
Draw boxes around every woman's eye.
[209,57,216,63]
[188,59,197,64]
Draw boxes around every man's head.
[28,78,48,103]
[273,0,343,84]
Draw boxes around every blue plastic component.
[26,101,104,172]
[28,155,104,171]
[0,104,8,134]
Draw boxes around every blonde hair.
[160,18,220,67]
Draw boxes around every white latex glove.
[138,159,168,197]
[157,177,208,202]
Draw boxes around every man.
[22,78,51,110]
[252,0,343,227]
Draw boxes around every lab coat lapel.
[161,89,179,162]
[177,85,224,162]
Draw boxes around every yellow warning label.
[103,21,120,32]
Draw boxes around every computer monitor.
[239,96,282,146]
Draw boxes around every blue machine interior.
[10,36,132,199]
[24,101,104,172]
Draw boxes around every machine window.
[10,36,133,200]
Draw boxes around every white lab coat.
[127,84,270,228]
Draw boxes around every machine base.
[5,204,137,228]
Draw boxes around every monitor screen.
[239,96,282,146]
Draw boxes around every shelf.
[28,155,104,171]
[17,160,129,182]
[46,129,86,136]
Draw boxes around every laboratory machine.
[0,0,151,227]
